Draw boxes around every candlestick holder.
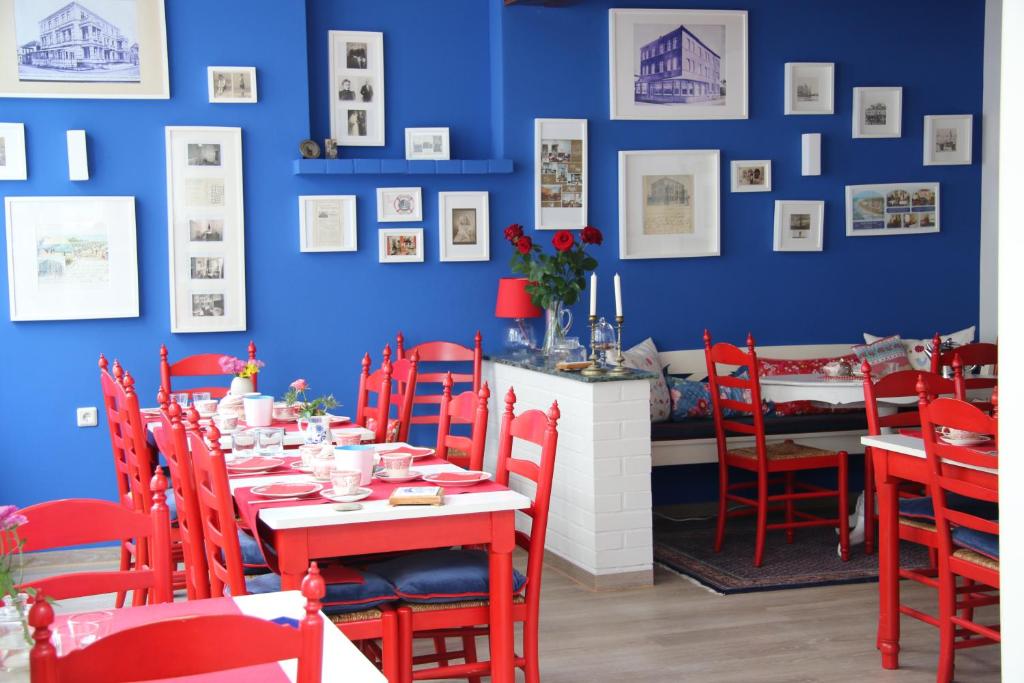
[606,315,631,376]
[580,314,607,377]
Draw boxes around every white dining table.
[145,417,375,450]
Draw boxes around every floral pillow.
[852,336,914,378]
[758,354,860,416]
[622,337,671,423]
[667,368,772,422]
[863,326,975,371]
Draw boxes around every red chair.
[159,340,259,399]
[28,564,326,683]
[704,331,849,567]
[434,373,490,471]
[396,331,482,429]
[98,355,137,597]
[355,346,420,443]
[919,397,1000,683]
[930,335,997,390]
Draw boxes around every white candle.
[614,273,623,317]
[589,273,597,317]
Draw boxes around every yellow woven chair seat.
[328,607,384,624]
[898,516,936,532]
[729,439,837,461]
[953,548,999,571]
[403,594,526,613]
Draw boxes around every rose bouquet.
[283,379,338,417]
[504,224,602,309]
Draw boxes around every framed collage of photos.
[438,191,489,262]
[535,118,587,230]
[329,30,385,147]
[165,126,246,333]
[298,195,357,252]
[845,182,940,237]
[773,200,824,252]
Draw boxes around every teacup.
[298,443,322,468]
[311,452,335,481]
[194,398,219,416]
[212,413,238,431]
[380,453,413,478]
[332,427,364,446]
[331,469,362,495]
[273,402,300,421]
[335,445,375,486]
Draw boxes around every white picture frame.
[207,66,257,104]
[730,159,771,193]
[379,228,424,263]
[438,191,489,262]
[609,8,748,121]
[376,187,422,222]
[165,126,246,333]
[618,149,720,259]
[5,195,139,320]
[853,86,902,138]
[298,195,357,252]
[774,200,824,252]
[0,0,170,99]
[845,182,940,237]
[535,118,587,230]
[329,30,385,147]
[0,122,27,180]
[784,62,834,115]
[923,115,973,166]
[404,127,450,160]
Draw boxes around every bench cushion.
[952,527,999,561]
[651,411,868,442]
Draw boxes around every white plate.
[375,470,423,483]
[250,482,323,498]
[273,415,300,423]
[941,436,990,446]
[289,461,315,473]
[327,414,351,425]
[422,471,492,487]
[321,487,372,503]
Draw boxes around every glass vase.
[541,302,573,356]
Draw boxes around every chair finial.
[123,371,136,395]
[157,387,168,409]
[302,562,327,605]
[113,359,124,381]
[478,381,490,405]
[504,387,517,413]
[361,352,371,374]
[916,374,928,403]
[159,343,168,362]
[151,466,168,511]
[702,329,711,349]
[474,330,482,346]
[442,372,454,398]
[548,400,561,425]
[383,343,392,365]
[205,421,222,448]
[861,360,872,379]
[98,353,108,371]
[746,333,756,353]
[167,400,181,420]
[248,340,257,361]
[28,593,56,666]
[992,385,998,417]
[186,405,200,431]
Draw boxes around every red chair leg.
[714,467,729,553]
[432,636,449,668]
[937,567,956,683]
[381,608,400,683]
[115,543,132,608]
[462,635,482,683]
[754,473,768,567]
[838,453,850,562]
[864,450,875,555]
[784,472,795,544]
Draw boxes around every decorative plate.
[250,482,323,498]
[422,471,492,487]
[299,139,321,159]
[226,457,284,473]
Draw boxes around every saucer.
[422,471,492,487]
[326,414,351,425]
[273,415,300,423]
[941,436,990,446]
[321,487,372,503]
[377,446,435,459]
[227,456,284,473]
[375,470,422,483]
[250,482,323,498]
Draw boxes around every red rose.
[516,235,533,254]
[552,230,574,252]
[504,223,524,242]
[581,225,603,245]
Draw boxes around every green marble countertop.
[489,355,657,383]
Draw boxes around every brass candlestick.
[606,315,630,376]
[580,314,607,377]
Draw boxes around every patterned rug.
[654,511,932,594]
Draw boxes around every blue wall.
[0,0,986,506]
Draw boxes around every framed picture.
[845,182,940,237]
[405,127,450,160]
[618,149,720,259]
[773,200,824,252]
[379,228,423,263]
[730,159,771,193]
[784,62,834,115]
[438,191,489,262]
[0,0,169,99]
[207,66,257,104]
[376,187,422,222]
[0,121,27,180]
[329,30,384,147]
[298,195,357,252]
[853,87,902,138]
[609,8,748,121]
[535,118,587,230]
[5,196,138,320]
[924,115,973,166]
[165,126,246,333]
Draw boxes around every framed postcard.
[207,66,257,104]
[784,62,834,115]
[774,200,824,252]
[924,115,972,166]
[165,126,246,333]
[379,228,423,264]
[609,8,748,121]
[0,122,27,180]
[376,187,422,222]
[853,87,902,138]
[535,118,587,230]
[846,182,940,237]
[298,195,357,252]
[5,196,138,320]
[618,149,720,259]
[730,159,771,193]
[405,127,450,160]
[329,30,384,147]
[0,0,169,99]
[438,191,489,262]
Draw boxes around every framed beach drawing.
[298,195,357,252]
[535,118,587,230]
[845,182,940,237]
[328,30,385,147]
[438,191,489,262]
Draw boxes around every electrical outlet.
[77,406,98,427]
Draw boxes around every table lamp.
[495,277,541,355]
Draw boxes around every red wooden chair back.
[703,331,769,465]
[396,331,482,427]
[99,355,133,511]
[434,373,490,471]
[159,340,258,399]
[862,364,957,435]
[116,371,159,516]
[28,565,326,683]
[930,336,997,391]
[355,346,419,443]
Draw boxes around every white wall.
[979,0,1000,341]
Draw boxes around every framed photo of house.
[328,30,385,147]
[438,191,489,262]
[0,0,169,99]
[845,182,940,237]
[165,126,246,333]
[5,195,139,320]
[852,87,902,138]
[730,159,771,193]
[405,127,450,160]
[618,149,720,259]
[0,122,27,180]
[923,115,972,166]
[535,118,587,230]
[773,200,824,252]
[784,62,834,115]
[207,66,257,104]
[379,228,424,264]
[298,195,357,252]
[376,187,422,222]
[609,8,748,121]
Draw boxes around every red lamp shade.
[495,278,542,319]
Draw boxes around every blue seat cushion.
[165,494,178,523]
[952,527,999,560]
[246,568,397,615]
[239,531,270,575]
[366,549,526,604]
[898,495,999,523]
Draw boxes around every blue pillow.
[246,569,398,614]
[367,549,526,604]
[951,527,999,560]
[239,531,270,574]
[898,495,998,523]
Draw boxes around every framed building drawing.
[0,122,28,180]
[298,195,357,252]
[773,200,824,252]
[784,62,834,115]
[0,0,169,99]
[618,149,720,259]
[328,30,385,147]
[923,114,972,165]
[852,87,902,138]
[207,66,257,104]
[379,228,423,264]
[535,118,587,230]
[5,195,138,320]
[165,126,246,333]
[438,191,489,262]
[609,8,748,120]
[845,182,940,237]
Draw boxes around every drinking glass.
[191,392,211,402]
[66,618,100,649]
[170,393,190,409]
[256,427,285,454]
[231,429,258,460]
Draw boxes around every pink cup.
[331,469,362,495]
[333,427,363,446]
[380,453,412,478]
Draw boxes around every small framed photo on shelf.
[438,191,489,262]
[730,160,771,193]
[376,187,422,222]
[207,67,257,104]
[405,127,450,160]
[773,200,824,252]
[784,63,834,115]
[923,115,972,166]
[853,87,902,138]
[298,195,357,252]
[535,118,587,230]
[379,228,424,263]
[0,122,27,180]
[329,30,385,147]
[845,182,940,237]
